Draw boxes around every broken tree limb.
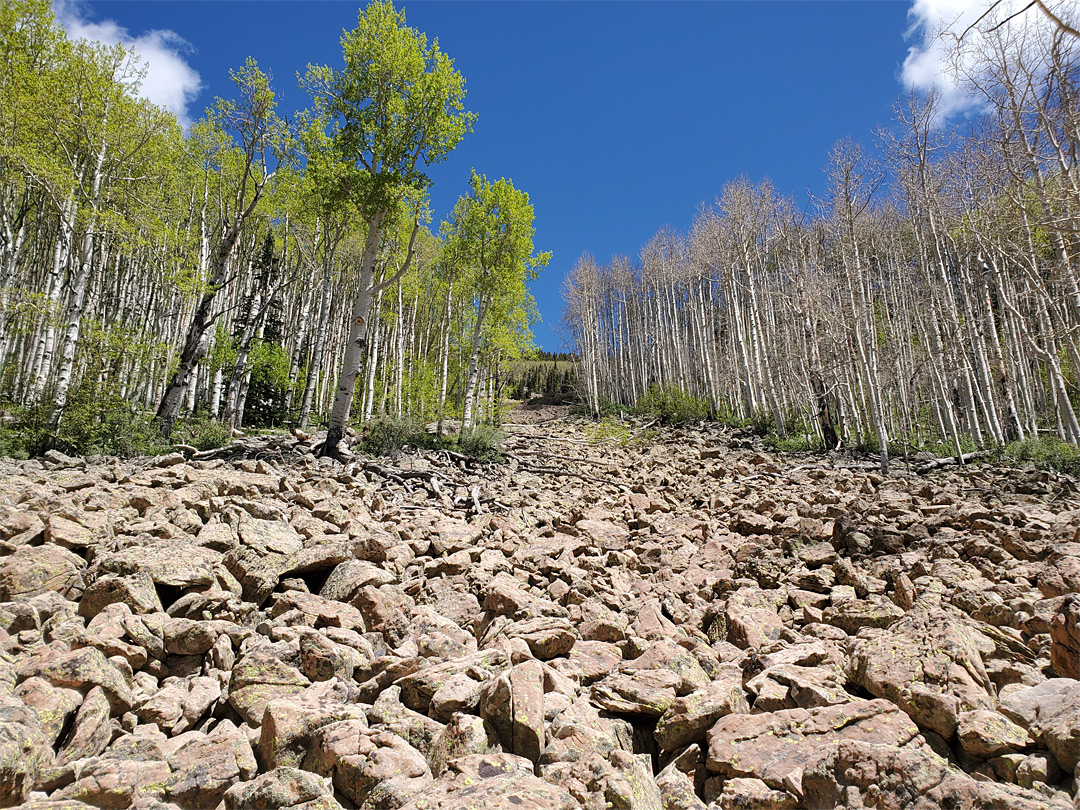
[916,451,989,474]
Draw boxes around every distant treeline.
[565,13,1080,471]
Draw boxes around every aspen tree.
[442,173,549,429]
[305,0,474,458]
[156,59,285,438]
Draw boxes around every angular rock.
[0,546,85,602]
[0,695,49,807]
[510,660,545,765]
[222,546,289,607]
[1001,680,1080,774]
[502,617,577,660]
[802,739,1066,810]
[228,652,309,727]
[305,723,431,809]
[620,640,710,696]
[427,714,501,777]
[13,678,81,748]
[955,710,1031,758]
[706,699,919,790]
[725,589,786,651]
[79,571,163,617]
[400,753,576,810]
[94,540,219,589]
[259,695,369,769]
[591,670,680,717]
[55,686,112,765]
[270,591,366,633]
[54,758,171,808]
[821,598,904,635]
[717,778,796,810]
[17,647,133,713]
[223,767,343,810]
[1049,594,1079,679]
[164,722,257,810]
[654,676,748,752]
[846,609,995,738]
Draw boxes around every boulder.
[705,699,919,792]
[802,739,1067,810]
[223,767,343,810]
[0,546,85,602]
[163,723,258,810]
[305,724,431,809]
[846,609,994,738]
[400,754,577,810]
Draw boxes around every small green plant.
[1001,434,1080,474]
[586,417,655,448]
[634,385,709,424]
[174,416,232,452]
[455,424,504,461]
[36,388,171,457]
[764,433,817,452]
[359,414,437,456]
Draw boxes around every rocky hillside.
[0,416,1078,810]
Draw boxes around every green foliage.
[208,326,237,373]
[763,434,817,452]
[442,172,551,367]
[401,360,439,422]
[303,0,475,218]
[359,414,438,456]
[634,385,710,424]
[0,387,168,458]
[503,359,578,400]
[172,415,232,452]
[456,424,504,461]
[248,340,290,389]
[1000,435,1080,474]
[0,398,237,459]
[357,413,504,461]
[749,410,776,437]
[244,340,291,427]
[585,418,656,449]
[570,397,628,418]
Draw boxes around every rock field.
[0,414,1078,810]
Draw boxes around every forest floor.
[0,410,1078,810]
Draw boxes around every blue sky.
[62,0,933,351]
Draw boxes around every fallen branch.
[360,461,454,498]
[916,451,989,474]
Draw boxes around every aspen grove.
[564,19,1080,471]
[0,0,546,453]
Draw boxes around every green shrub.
[455,424,504,461]
[1,386,173,458]
[174,416,232,452]
[586,418,656,448]
[764,434,817,453]
[360,414,437,456]
[1001,434,1080,474]
[634,385,709,424]
[750,410,775,436]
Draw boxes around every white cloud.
[901,0,1073,121]
[54,0,202,127]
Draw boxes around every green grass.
[763,434,818,453]
[634,384,710,424]
[1000,434,1080,474]
[0,393,233,459]
[584,417,656,448]
[357,413,505,461]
